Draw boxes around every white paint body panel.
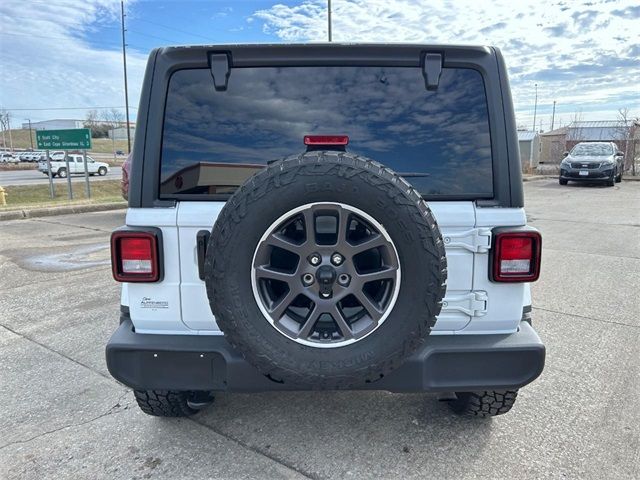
[122,202,528,336]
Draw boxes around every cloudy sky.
[0,0,638,130]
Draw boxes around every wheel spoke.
[348,233,387,255]
[328,304,354,339]
[301,209,316,245]
[254,265,295,283]
[359,266,397,283]
[269,289,297,319]
[353,290,384,323]
[336,206,351,246]
[266,233,303,254]
[297,305,321,339]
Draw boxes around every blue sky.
[0,0,638,130]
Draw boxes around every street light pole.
[328,0,332,42]
[27,119,34,149]
[121,0,132,153]
[550,100,556,131]
[532,83,538,133]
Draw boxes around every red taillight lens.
[111,231,160,282]
[303,135,349,146]
[492,231,541,282]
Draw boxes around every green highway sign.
[36,128,92,150]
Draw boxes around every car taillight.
[111,231,161,282]
[303,135,349,146]
[492,231,541,282]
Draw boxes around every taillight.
[111,230,161,282]
[492,231,541,282]
[303,135,349,146]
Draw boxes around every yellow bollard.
[0,186,6,206]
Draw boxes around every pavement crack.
[0,322,118,383]
[533,306,639,329]
[0,390,131,450]
[31,217,113,234]
[188,417,318,480]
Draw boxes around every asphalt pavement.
[0,179,638,479]
[0,167,122,186]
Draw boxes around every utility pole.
[550,100,556,131]
[121,0,132,153]
[532,83,538,132]
[27,119,34,149]
[327,0,332,42]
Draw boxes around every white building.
[517,130,541,172]
[21,119,84,130]
[108,126,136,140]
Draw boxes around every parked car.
[116,150,126,156]
[38,154,110,177]
[559,142,624,186]
[0,152,19,164]
[107,44,545,419]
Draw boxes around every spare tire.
[205,152,447,388]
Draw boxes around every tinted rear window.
[160,66,493,197]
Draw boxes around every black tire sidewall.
[207,155,446,386]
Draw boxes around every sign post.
[45,150,55,199]
[36,129,92,201]
[82,150,91,199]
[64,151,73,200]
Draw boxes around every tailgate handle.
[196,230,210,281]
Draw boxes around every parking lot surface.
[1,179,638,479]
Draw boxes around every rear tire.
[448,390,518,417]
[133,390,214,417]
[559,178,568,185]
[57,168,67,178]
[206,152,447,388]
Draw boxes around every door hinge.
[196,230,210,280]
[209,52,231,91]
[442,228,491,253]
[441,291,488,317]
[422,52,443,91]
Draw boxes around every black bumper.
[560,167,614,181]
[106,318,545,393]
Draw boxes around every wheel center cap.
[316,265,337,295]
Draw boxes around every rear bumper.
[106,318,545,393]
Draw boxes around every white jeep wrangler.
[107,44,545,418]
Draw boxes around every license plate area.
[579,170,589,176]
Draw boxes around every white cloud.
[254,0,640,130]
[0,0,147,123]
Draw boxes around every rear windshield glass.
[160,66,493,198]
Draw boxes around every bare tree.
[84,109,99,130]
[567,111,585,152]
[102,109,125,159]
[0,110,14,151]
[0,109,7,149]
[616,108,638,176]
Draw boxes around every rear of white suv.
[107,44,545,418]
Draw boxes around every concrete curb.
[522,175,640,182]
[522,175,550,182]
[0,202,127,221]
